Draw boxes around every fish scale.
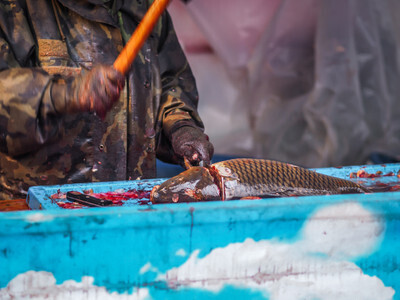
[212,159,367,199]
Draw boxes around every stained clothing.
[0,0,204,199]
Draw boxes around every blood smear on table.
[51,189,152,209]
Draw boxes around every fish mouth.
[150,185,160,204]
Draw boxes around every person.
[0,0,214,199]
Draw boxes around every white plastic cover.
[183,0,400,167]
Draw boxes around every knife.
[66,191,113,207]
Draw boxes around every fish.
[150,158,369,204]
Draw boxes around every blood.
[349,168,400,193]
[50,189,66,204]
[92,190,151,201]
[349,170,396,178]
[365,181,400,192]
[52,189,152,209]
[56,202,84,209]
[390,185,400,191]
[209,166,224,200]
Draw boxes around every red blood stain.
[52,189,152,209]
[350,169,396,178]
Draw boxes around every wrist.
[50,76,82,115]
[168,120,201,139]
[50,80,68,114]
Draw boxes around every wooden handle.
[113,0,171,75]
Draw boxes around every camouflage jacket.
[0,0,204,199]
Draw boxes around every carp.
[150,158,369,204]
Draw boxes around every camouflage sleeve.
[0,0,36,69]
[0,1,62,157]
[0,68,64,157]
[155,10,206,161]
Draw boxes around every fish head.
[150,166,220,203]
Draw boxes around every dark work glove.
[51,65,125,118]
[171,126,214,168]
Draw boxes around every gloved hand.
[51,65,125,118]
[170,126,214,168]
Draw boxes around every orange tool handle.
[113,0,171,75]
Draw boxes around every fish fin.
[184,157,193,169]
[363,185,392,193]
[254,193,283,199]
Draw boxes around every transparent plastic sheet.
[186,0,400,167]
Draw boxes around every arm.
[156,11,214,166]
[0,2,124,157]
[0,67,60,157]
[0,2,59,157]
[0,66,124,157]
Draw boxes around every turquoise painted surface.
[0,163,400,299]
